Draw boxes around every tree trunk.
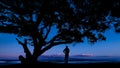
[17,38,47,64]
[16,38,36,64]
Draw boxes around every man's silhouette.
[63,46,70,64]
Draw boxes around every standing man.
[63,45,70,64]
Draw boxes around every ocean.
[0,56,120,65]
[38,56,120,64]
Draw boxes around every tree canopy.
[0,0,120,64]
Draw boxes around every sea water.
[1,56,120,65]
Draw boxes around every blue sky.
[0,28,120,59]
[45,29,120,56]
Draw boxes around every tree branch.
[53,41,73,45]
[0,1,11,9]
[46,34,60,44]
[16,38,24,45]
[16,38,32,58]
[44,25,51,40]
[40,40,72,55]
[40,43,54,55]
[36,13,43,27]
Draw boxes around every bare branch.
[16,38,32,58]
[16,38,24,45]
[40,43,54,54]
[41,40,72,55]
[44,25,51,40]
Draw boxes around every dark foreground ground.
[0,62,120,68]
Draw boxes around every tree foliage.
[0,0,120,63]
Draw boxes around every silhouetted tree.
[0,0,120,63]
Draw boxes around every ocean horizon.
[1,55,120,65]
